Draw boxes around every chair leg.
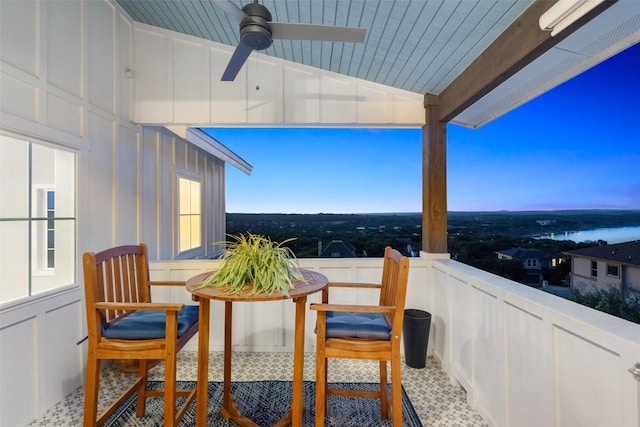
[379,360,389,419]
[315,349,327,426]
[164,352,178,426]
[83,353,100,426]
[135,359,148,417]
[391,356,402,426]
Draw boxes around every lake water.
[539,226,640,244]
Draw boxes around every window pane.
[47,191,55,209]
[31,144,55,217]
[0,221,29,303]
[179,178,190,215]
[47,230,55,248]
[31,219,74,294]
[53,149,75,217]
[191,216,201,247]
[0,135,29,218]
[190,181,201,214]
[47,249,55,269]
[179,216,191,252]
[51,219,74,286]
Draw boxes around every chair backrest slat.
[121,253,132,303]
[83,243,150,329]
[113,256,124,318]
[104,258,117,320]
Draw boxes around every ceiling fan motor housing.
[240,2,273,50]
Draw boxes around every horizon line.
[227,208,640,215]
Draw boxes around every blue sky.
[204,42,640,214]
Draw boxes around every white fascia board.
[183,127,252,175]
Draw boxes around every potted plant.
[198,233,304,295]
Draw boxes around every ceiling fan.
[212,0,367,81]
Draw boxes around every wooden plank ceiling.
[116,0,533,95]
[116,0,640,128]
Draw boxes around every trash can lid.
[404,309,430,319]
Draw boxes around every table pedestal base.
[188,270,327,427]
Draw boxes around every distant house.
[496,247,564,286]
[563,240,640,295]
[319,240,357,258]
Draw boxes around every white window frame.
[0,135,76,306]
[176,173,203,258]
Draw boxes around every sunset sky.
[205,42,640,214]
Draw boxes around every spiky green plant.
[198,233,304,295]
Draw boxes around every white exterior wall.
[0,1,226,425]
[132,24,424,127]
[571,256,634,292]
[429,257,640,427]
[571,256,597,291]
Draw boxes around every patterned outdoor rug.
[104,380,423,426]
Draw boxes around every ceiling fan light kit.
[239,2,273,50]
[213,0,366,81]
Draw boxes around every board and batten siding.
[0,1,225,425]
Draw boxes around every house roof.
[320,240,357,258]
[497,247,559,260]
[564,240,640,267]
[115,0,640,128]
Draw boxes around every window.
[32,187,56,272]
[606,264,620,278]
[591,261,598,277]
[0,136,76,304]
[178,176,201,253]
[526,259,538,267]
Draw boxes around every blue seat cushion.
[325,311,391,340]
[102,305,199,340]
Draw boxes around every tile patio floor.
[29,351,487,427]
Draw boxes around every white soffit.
[453,0,640,128]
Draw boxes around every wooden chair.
[82,243,199,426]
[311,246,410,426]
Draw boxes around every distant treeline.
[225,209,640,260]
[226,210,640,321]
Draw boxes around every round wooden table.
[186,269,328,427]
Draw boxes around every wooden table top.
[186,269,328,302]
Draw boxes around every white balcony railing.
[149,253,640,427]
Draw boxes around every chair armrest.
[310,303,395,314]
[149,280,186,287]
[327,282,382,289]
[94,302,185,312]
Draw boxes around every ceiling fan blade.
[221,42,253,81]
[271,23,366,43]
[210,0,246,24]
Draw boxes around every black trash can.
[403,309,431,368]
